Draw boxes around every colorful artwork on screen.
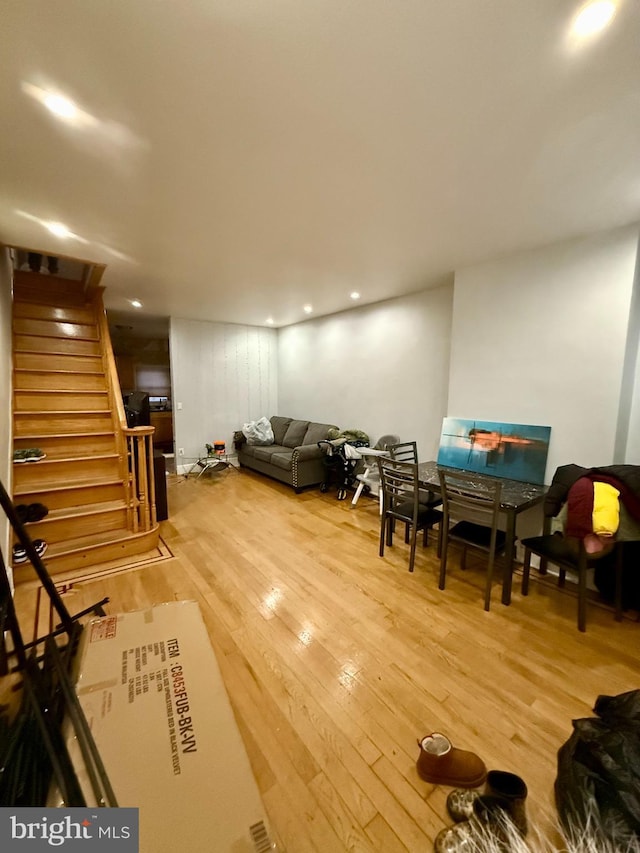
[437,418,551,484]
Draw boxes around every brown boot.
[416,733,487,788]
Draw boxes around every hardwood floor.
[13,468,640,851]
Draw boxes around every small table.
[187,454,237,479]
[417,461,548,605]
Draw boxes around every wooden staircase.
[11,269,160,580]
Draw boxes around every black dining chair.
[389,440,440,509]
[519,464,626,632]
[388,441,418,463]
[378,456,443,573]
[520,532,624,633]
[438,468,506,610]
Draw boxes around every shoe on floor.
[447,770,528,834]
[33,539,48,558]
[446,788,480,822]
[27,503,49,522]
[12,544,27,563]
[14,503,49,524]
[25,448,46,462]
[12,540,48,563]
[416,733,487,788]
[435,795,514,852]
[15,504,30,524]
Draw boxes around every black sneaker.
[12,544,27,564]
[27,503,49,522]
[33,539,48,558]
[14,503,49,524]
[14,504,30,524]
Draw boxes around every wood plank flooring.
[13,467,640,851]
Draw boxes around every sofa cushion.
[252,445,286,462]
[270,452,294,471]
[239,444,259,459]
[282,419,310,448]
[270,416,293,446]
[303,421,336,447]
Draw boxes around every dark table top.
[417,460,548,513]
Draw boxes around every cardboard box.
[61,601,274,853]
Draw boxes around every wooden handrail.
[93,290,128,433]
[92,290,157,534]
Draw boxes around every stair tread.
[23,499,127,522]
[45,527,147,556]
[14,429,115,441]
[14,452,118,464]
[16,431,116,439]
[15,388,108,394]
[15,368,103,375]
[35,499,127,524]
[13,475,124,497]
[14,348,100,355]
[15,409,112,414]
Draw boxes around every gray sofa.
[238,416,337,491]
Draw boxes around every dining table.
[417,461,549,604]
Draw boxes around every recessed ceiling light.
[129,299,143,309]
[350,292,360,300]
[46,221,73,239]
[303,305,313,314]
[43,93,77,120]
[572,0,616,37]
[266,317,274,325]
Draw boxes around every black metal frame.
[0,478,117,807]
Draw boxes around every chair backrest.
[389,441,418,463]
[438,468,503,535]
[374,434,400,452]
[378,456,421,521]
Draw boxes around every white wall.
[0,249,13,584]
[618,245,640,463]
[449,225,640,480]
[278,285,453,458]
[170,318,278,463]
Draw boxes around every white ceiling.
[1,1,639,328]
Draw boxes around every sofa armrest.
[293,444,324,462]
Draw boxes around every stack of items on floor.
[416,733,527,852]
[414,690,640,851]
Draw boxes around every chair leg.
[352,481,365,506]
[379,515,387,558]
[614,543,624,622]
[408,525,417,573]
[484,546,495,611]
[439,537,448,590]
[521,549,532,595]
[577,553,587,633]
